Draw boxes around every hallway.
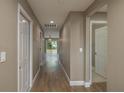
[1,0,124,91]
[31,53,106,92]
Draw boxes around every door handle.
[19,66,22,70]
[95,52,97,55]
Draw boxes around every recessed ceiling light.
[22,20,26,23]
[50,21,54,24]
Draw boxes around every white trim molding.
[59,61,70,83]
[59,61,85,87]
[90,21,107,24]
[84,82,92,88]
[32,67,40,87]
[28,67,40,92]
[70,81,84,86]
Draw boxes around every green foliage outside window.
[47,39,57,50]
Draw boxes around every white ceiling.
[27,0,95,29]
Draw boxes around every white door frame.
[17,4,33,92]
[85,18,107,87]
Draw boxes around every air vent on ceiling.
[44,24,57,28]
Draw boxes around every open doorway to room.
[44,38,59,68]
[85,4,108,87]
[91,20,107,83]
[45,38,58,54]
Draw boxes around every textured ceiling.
[27,0,95,29]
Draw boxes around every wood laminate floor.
[31,53,106,92]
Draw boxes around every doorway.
[18,4,33,92]
[45,38,59,68]
[85,4,108,87]
[91,21,107,83]
[45,39,58,54]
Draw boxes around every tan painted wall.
[32,24,41,77]
[60,12,85,81]
[44,29,60,38]
[18,0,43,78]
[70,13,84,81]
[107,0,124,91]
[60,16,71,77]
[0,0,17,91]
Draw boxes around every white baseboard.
[84,82,91,88]
[70,81,84,86]
[40,62,45,66]
[59,61,70,83]
[32,67,40,87]
[59,61,86,87]
[28,67,40,92]
[28,86,32,92]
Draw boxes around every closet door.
[19,14,30,92]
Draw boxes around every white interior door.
[95,26,107,78]
[19,14,30,92]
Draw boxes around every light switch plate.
[0,52,6,63]
[80,48,83,52]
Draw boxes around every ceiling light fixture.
[22,20,26,23]
[50,21,54,24]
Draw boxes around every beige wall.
[60,12,85,81]
[44,29,60,38]
[0,0,17,91]
[32,24,41,77]
[18,0,43,78]
[107,0,124,91]
[70,13,84,81]
[60,16,71,77]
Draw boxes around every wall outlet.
[0,52,6,63]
